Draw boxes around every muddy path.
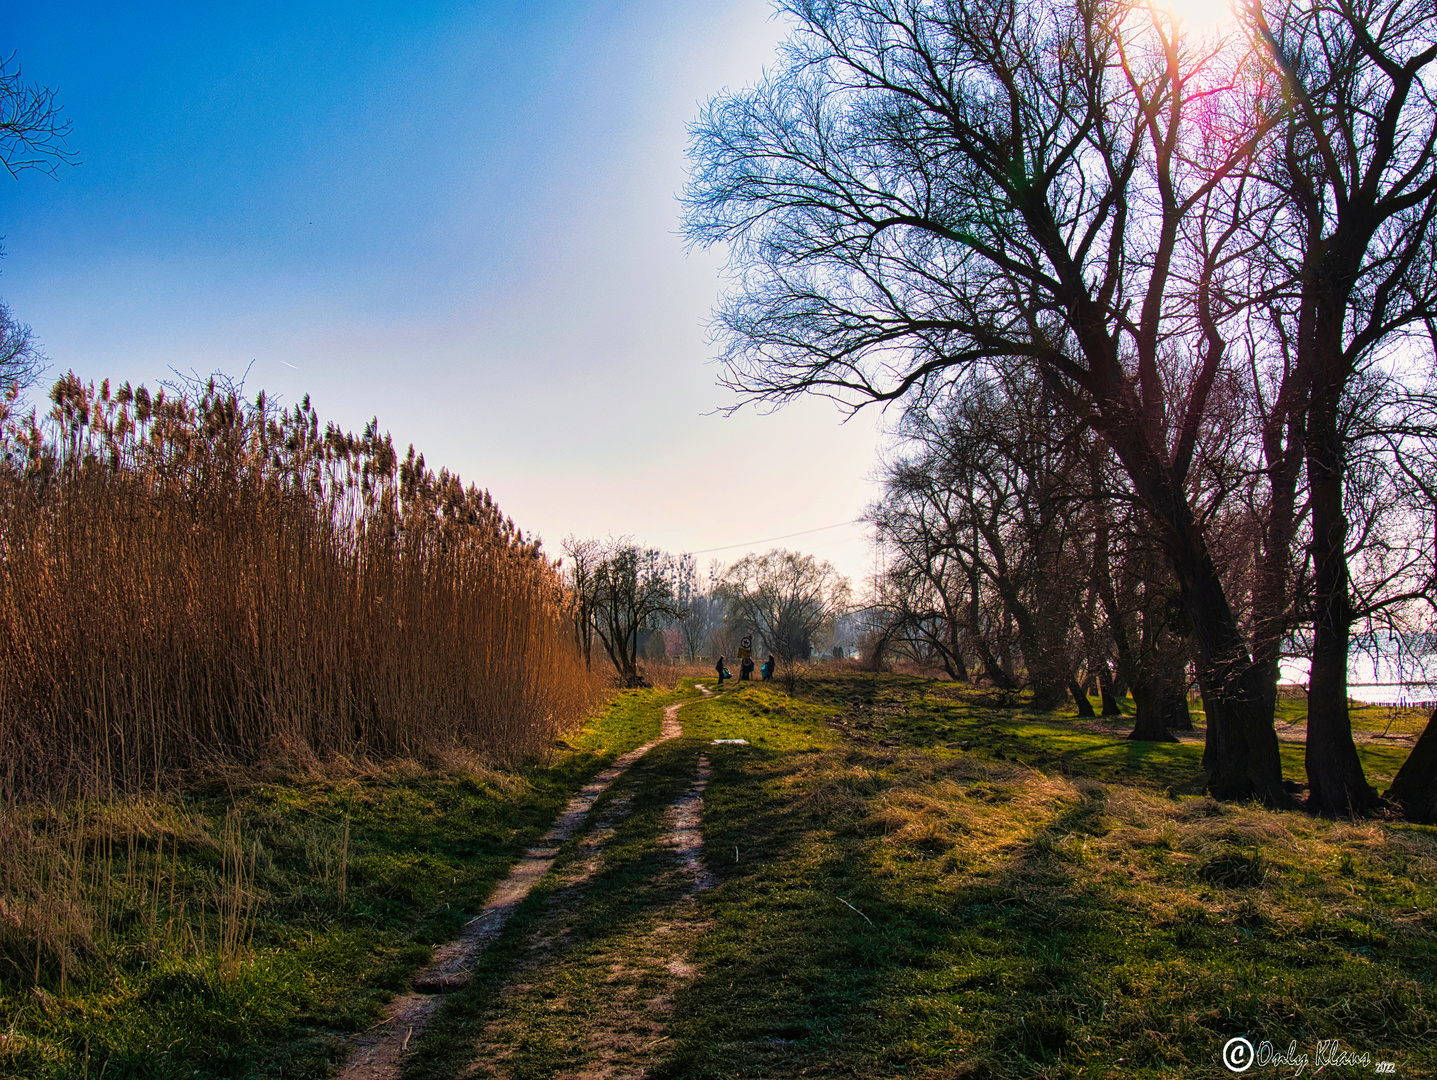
[337,688,718,1080]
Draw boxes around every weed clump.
[1196,846,1269,888]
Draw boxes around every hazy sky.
[1,0,886,586]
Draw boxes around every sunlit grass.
[0,627,671,1079]
[400,675,1437,1078]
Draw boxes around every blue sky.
[1,0,885,585]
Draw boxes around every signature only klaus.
[1222,1035,1398,1075]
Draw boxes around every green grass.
[0,687,682,1080]
[8,673,1433,1079]
[396,674,1437,1078]
[798,671,1422,792]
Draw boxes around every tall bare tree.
[874,366,1092,707]
[719,549,851,664]
[685,0,1296,802]
[561,535,603,671]
[0,301,45,392]
[0,52,73,178]
[0,53,71,393]
[589,541,686,687]
[1252,0,1437,814]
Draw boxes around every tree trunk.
[1070,680,1096,718]
[1004,596,1067,708]
[944,612,970,682]
[1068,358,1290,805]
[975,640,1016,689]
[1161,655,1193,732]
[1159,681,1192,733]
[1304,363,1381,816]
[1386,707,1437,822]
[1167,508,1289,804]
[1097,666,1122,715]
[1129,672,1178,742]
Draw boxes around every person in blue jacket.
[760,654,775,681]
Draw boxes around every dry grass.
[0,796,259,990]
[639,660,721,690]
[0,375,602,803]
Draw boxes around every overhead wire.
[686,519,865,556]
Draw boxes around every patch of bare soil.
[1078,714,1418,749]
[662,754,715,896]
[336,701,690,1080]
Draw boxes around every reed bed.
[0,373,600,803]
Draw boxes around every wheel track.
[337,691,709,1080]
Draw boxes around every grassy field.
[0,688,683,1079]
[5,672,1434,1078]
[409,672,1435,1079]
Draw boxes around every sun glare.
[1156,0,1238,34]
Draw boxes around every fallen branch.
[836,895,874,926]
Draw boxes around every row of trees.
[559,539,852,686]
[683,0,1437,816]
[869,359,1434,734]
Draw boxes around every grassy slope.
[0,687,689,1080]
[662,674,1436,1079]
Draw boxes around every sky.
[0,0,888,587]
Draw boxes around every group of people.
[714,652,774,687]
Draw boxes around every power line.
[687,519,865,556]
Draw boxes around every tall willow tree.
[1251,0,1437,815]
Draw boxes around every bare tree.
[719,549,851,665]
[561,535,603,671]
[0,52,74,178]
[589,541,686,687]
[685,0,1296,802]
[873,367,1093,706]
[1250,0,1437,815]
[1347,377,1437,817]
[0,53,70,393]
[0,301,45,391]
[667,554,721,660]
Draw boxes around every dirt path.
[461,747,717,1080]
[1077,714,1420,749]
[337,692,711,1080]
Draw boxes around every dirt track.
[337,691,713,1080]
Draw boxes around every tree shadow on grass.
[398,736,720,1080]
[651,748,1434,1079]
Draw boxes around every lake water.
[1279,631,1437,707]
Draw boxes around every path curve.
[337,694,699,1080]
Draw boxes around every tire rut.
[462,746,717,1080]
[337,697,695,1080]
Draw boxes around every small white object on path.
[711,739,749,745]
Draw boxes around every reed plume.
[0,373,598,802]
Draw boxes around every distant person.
[761,654,775,681]
[715,655,730,688]
[740,656,755,681]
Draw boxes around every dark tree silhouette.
[685,0,1293,804]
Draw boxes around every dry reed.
[0,374,601,802]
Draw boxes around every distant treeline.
[0,373,596,801]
